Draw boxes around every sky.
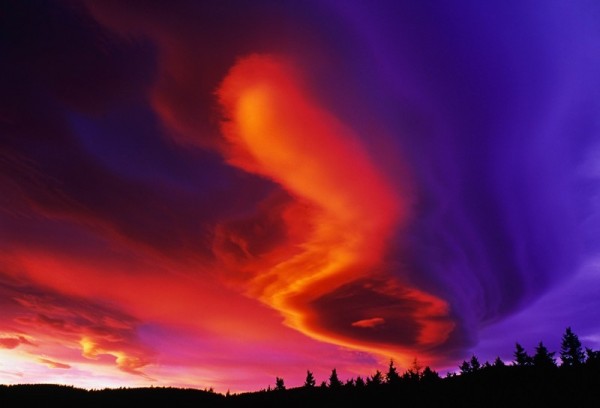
[1,0,600,393]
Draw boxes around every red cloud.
[0,335,32,350]
[352,318,386,329]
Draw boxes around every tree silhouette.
[533,341,556,369]
[386,359,400,384]
[586,347,600,369]
[304,370,316,388]
[514,343,533,366]
[328,368,342,388]
[560,327,585,367]
[459,360,472,374]
[404,357,422,381]
[470,355,481,372]
[275,377,285,391]
[354,376,365,388]
[367,370,383,387]
[493,356,505,368]
[421,366,440,383]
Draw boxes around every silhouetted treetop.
[514,343,533,366]
[493,356,506,367]
[275,377,285,391]
[560,327,585,367]
[367,370,383,387]
[328,368,342,388]
[533,341,556,369]
[470,355,481,371]
[460,360,472,375]
[304,370,316,388]
[355,376,365,388]
[386,359,400,384]
[404,358,422,381]
[421,366,440,383]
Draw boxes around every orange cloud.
[38,358,71,369]
[216,54,455,365]
[81,337,151,378]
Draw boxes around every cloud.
[0,335,33,350]
[215,54,454,364]
[81,337,152,378]
[0,278,154,377]
[38,358,71,369]
[0,370,23,378]
[351,318,385,329]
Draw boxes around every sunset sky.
[2,0,600,392]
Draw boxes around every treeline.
[1,327,599,407]
[234,327,600,406]
[264,326,599,391]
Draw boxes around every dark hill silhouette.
[1,328,599,407]
[0,384,226,407]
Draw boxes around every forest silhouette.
[1,327,599,406]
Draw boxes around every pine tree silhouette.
[404,358,422,381]
[328,368,342,388]
[367,370,383,387]
[421,366,440,383]
[470,355,481,371]
[533,341,556,369]
[514,343,533,366]
[585,347,600,369]
[560,327,585,367]
[275,377,285,391]
[304,370,316,388]
[459,360,472,374]
[493,356,505,367]
[386,359,400,384]
[355,376,366,388]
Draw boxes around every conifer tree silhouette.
[328,368,342,388]
[386,359,400,384]
[470,355,481,371]
[304,370,316,388]
[493,356,505,367]
[421,366,440,383]
[355,376,366,388]
[585,347,600,369]
[404,358,422,381]
[560,327,585,367]
[514,343,533,366]
[275,377,285,391]
[459,360,472,374]
[533,341,556,369]
[367,370,383,386]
